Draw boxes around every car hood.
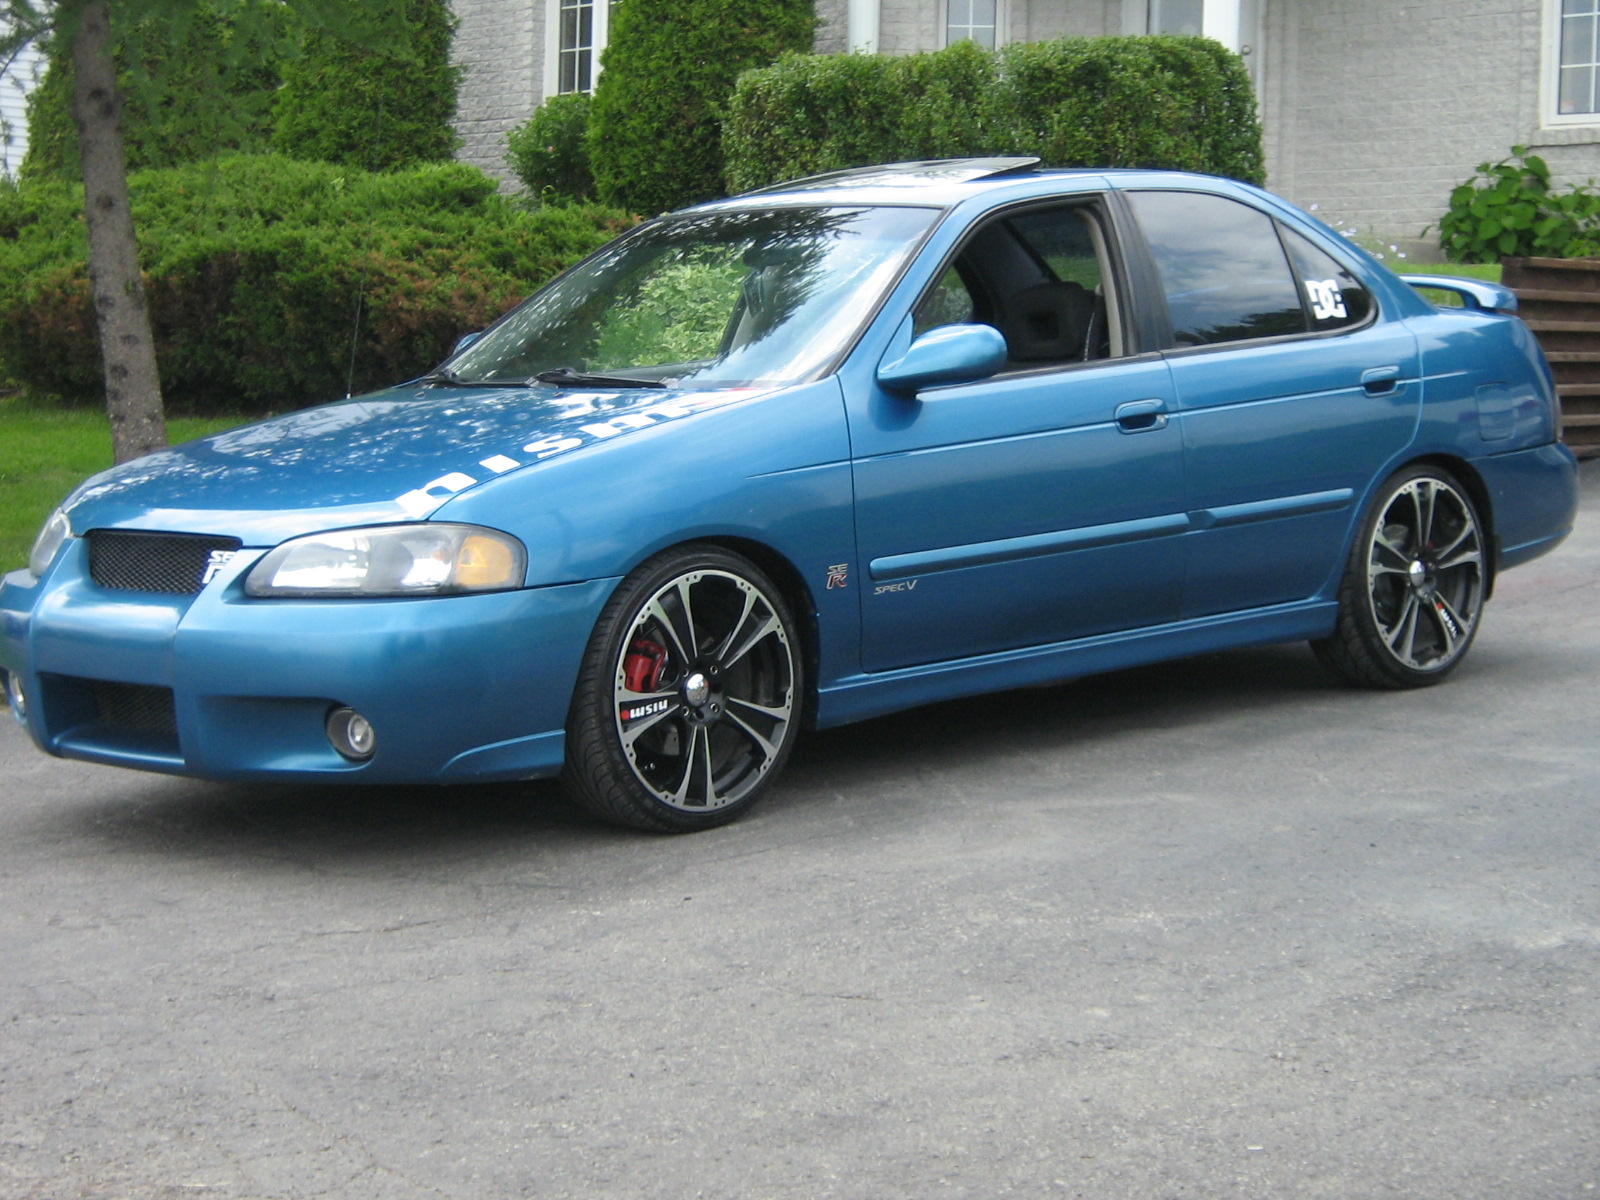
[59,383,770,545]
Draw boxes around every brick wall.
[1260,0,1600,260]
[451,0,541,186]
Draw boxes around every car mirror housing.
[877,323,1008,394]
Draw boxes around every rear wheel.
[1312,465,1487,688]
[562,545,802,832]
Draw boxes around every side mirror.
[452,331,482,355]
[877,324,1008,393]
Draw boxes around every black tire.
[561,544,802,832]
[1312,464,1487,689]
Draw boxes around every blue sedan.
[1,159,1579,831]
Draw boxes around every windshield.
[445,205,940,388]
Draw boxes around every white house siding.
[1,37,40,178]
[1259,0,1600,256]
[451,0,542,185]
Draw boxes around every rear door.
[1121,188,1422,618]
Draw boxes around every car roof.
[690,157,1249,214]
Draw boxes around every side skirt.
[815,599,1341,729]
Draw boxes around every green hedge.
[723,35,1264,194]
[21,5,285,180]
[271,0,461,172]
[589,0,815,213]
[506,92,595,203]
[0,156,636,411]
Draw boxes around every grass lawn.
[0,391,248,573]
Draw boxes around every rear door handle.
[1362,366,1402,395]
[1115,398,1169,433]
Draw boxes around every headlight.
[244,524,526,598]
[28,508,71,578]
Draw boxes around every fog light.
[4,671,26,723]
[326,706,376,760]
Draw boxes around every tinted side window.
[1128,190,1307,347]
[1282,228,1374,332]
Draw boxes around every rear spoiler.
[1401,274,1518,314]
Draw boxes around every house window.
[946,0,998,48]
[1559,0,1600,116]
[1147,0,1204,36]
[547,0,610,96]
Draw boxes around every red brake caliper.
[624,638,668,693]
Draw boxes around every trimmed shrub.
[723,41,996,192]
[271,0,460,172]
[1438,147,1600,263]
[723,35,1264,194]
[20,5,285,181]
[0,155,636,411]
[589,0,816,213]
[996,36,1262,184]
[506,93,595,203]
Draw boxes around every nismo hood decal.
[59,384,769,544]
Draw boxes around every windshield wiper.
[532,367,667,389]
[415,367,473,387]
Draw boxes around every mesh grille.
[91,681,178,737]
[87,530,242,595]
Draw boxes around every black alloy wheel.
[1313,465,1487,688]
[563,545,802,832]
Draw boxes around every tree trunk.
[70,0,166,464]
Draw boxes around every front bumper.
[1,541,616,783]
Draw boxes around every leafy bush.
[506,93,595,203]
[271,0,460,172]
[589,0,815,213]
[21,4,286,180]
[723,41,996,191]
[724,35,1264,194]
[0,155,636,411]
[1438,147,1600,263]
[996,36,1262,184]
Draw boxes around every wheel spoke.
[1436,544,1482,573]
[644,596,694,665]
[722,697,787,762]
[674,578,702,657]
[1428,593,1470,654]
[1432,520,1474,564]
[1383,591,1421,658]
[667,724,707,806]
[721,611,781,670]
[617,690,681,747]
[1372,534,1411,570]
[712,586,759,662]
[1413,481,1437,548]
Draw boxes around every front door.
[847,200,1187,672]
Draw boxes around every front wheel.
[562,545,802,832]
[1312,465,1487,688]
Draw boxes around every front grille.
[87,530,242,594]
[91,681,178,737]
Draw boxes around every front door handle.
[1115,398,1169,433]
[1362,366,1402,395]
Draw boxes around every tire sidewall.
[564,544,803,832]
[1347,465,1484,687]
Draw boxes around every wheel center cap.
[683,672,711,707]
[1407,560,1429,589]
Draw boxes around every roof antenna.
[345,96,385,399]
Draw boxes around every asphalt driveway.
[2,462,1597,1199]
